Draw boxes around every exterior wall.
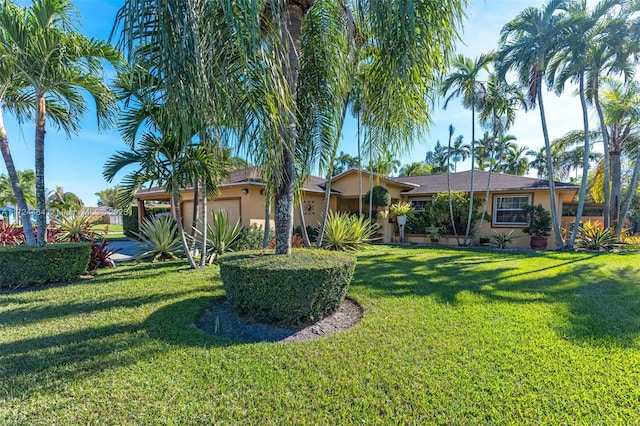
[395,188,579,249]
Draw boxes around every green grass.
[90,224,124,240]
[2,246,640,424]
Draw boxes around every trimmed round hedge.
[219,250,356,325]
[0,243,91,289]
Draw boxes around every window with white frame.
[493,195,531,225]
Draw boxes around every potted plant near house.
[522,204,552,249]
[389,202,414,243]
[426,224,442,243]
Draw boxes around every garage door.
[208,199,241,225]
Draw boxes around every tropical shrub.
[0,243,91,289]
[389,201,414,219]
[491,230,517,249]
[87,239,122,272]
[123,206,139,237]
[0,223,24,246]
[521,204,552,237]
[197,210,242,264]
[622,235,640,250]
[232,224,265,251]
[219,250,356,324]
[364,186,391,209]
[431,192,484,235]
[575,221,619,251]
[134,215,182,262]
[321,211,379,251]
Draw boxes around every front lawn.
[2,246,640,423]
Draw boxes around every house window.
[409,198,432,212]
[493,195,530,225]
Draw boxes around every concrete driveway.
[106,238,145,261]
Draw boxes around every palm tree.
[0,169,36,208]
[95,186,125,208]
[547,0,623,247]
[47,186,83,214]
[493,134,518,170]
[497,0,572,248]
[527,147,548,178]
[2,0,119,246]
[503,145,531,176]
[475,131,495,171]
[447,135,471,173]
[600,78,640,227]
[332,151,359,176]
[399,162,432,177]
[117,0,466,255]
[441,53,493,244]
[371,150,401,177]
[425,141,452,173]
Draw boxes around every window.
[409,197,432,212]
[493,195,530,225]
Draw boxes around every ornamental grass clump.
[219,250,356,324]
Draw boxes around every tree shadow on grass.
[352,248,640,348]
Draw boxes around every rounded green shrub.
[0,243,91,289]
[219,250,357,324]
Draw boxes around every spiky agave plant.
[192,210,242,264]
[134,215,183,262]
[55,211,95,242]
[321,211,379,251]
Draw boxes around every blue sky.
[1,0,594,205]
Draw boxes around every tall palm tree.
[447,135,471,173]
[600,78,640,227]
[117,0,466,255]
[2,0,119,245]
[425,141,452,173]
[47,186,83,215]
[503,145,531,176]
[441,53,493,244]
[527,147,548,178]
[548,0,623,247]
[475,131,495,171]
[498,0,572,248]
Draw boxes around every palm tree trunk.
[171,178,197,269]
[199,177,207,268]
[274,2,309,255]
[617,147,640,234]
[568,74,591,248]
[35,96,47,246]
[593,77,611,229]
[611,150,622,225]
[190,178,199,238]
[0,109,36,246]
[464,103,476,245]
[446,125,460,244]
[536,77,564,248]
[297,201,311,248]
[357,112,363,217]
[368,147,374,221]
[263,191,271,248]
[317,167,334,248]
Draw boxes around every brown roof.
[391,170,578,195]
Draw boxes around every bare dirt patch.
[195,297,364,343]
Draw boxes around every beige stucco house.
[135,167,593,248]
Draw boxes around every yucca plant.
[490,230,517,249]
[194,210,242,264]
[575,221,619,251]
[134,215,183,262]
[55,211,95,242]
[321,211,379,251]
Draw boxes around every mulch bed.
[195,297,364,343]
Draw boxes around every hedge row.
[0,243,91,289]
[219,250,356,324]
